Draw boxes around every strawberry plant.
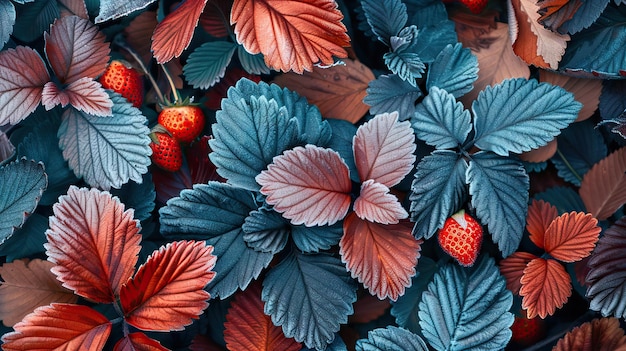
[1,0,626,350]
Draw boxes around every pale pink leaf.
[42,78,113,116]
[256,145,352,226]
[353,111,416,187]
[0,46,50,126]
[353,180,408,224]
[151,0,208,63]
[58,0,88,18]
[42,82,71,110]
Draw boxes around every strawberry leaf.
[360,0,407,46]
[183,41,237,89]
[242,208,290,254]
[354,180,408,224]
[95,0,157,23]
[356,326,428,351]
[0,1,15,49]
[151,0,208,63]
[0,303,111,351]
[579,147,626,220]
[553,317,626,351]
[363,74,422,121]
[113,332,169,351]
[426,43,478,98]
[499,252,539,295]
[291,222,343,253]
[526,199,559,250]
[0,46,50,126]
[543,212,600,262]
[12,0,58,43]
[520,258,572,319]
[44,186,141,303]
[0,213,48,262]
[340,213,421,301]
[257,145,352,226]
[41,77,113,116]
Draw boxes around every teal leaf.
[410,150,467,239]
[356,326,428,351]
[405,21,457,63]
[0,0,15,49]
[301,334,348,351]
[533,186,586,214]
[600,80,626,120]
[326,118,358,182]
[0,213,47,261]
[242,208,290,254]
[426,43,478,98]
[13,0,58,42]
[383,50,425,86]
[159,182,273,298]
[419,256,513,351]
[363,74,422,121]
[466,152,528,257]
[210,95,300,191]
[360,0,407,46]
[291,221,343,253]
[262,251,357,350]
[0,158,47,245]
[551,120,607,186]
[472,78,581,156]
[94,0,156,23]
[412,87,472,149]
[110,173,155,222]
[407,1,448,28]
[237,45,271,75]
[523,160,547,173]
[557,0,609,34]
[183,41,237,89]
[57,93,151,190]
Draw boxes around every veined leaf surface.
[113,332,169,351]
[151,0,208,63]
[353,180,408,224]
[95,0,156,23]
[553,317,626,351]
[242,208,290,254]
[526,199,559,249]
[426,43,478,98]
[499,252,539,295]
[579,147,626,220]
[363,74,422,121]
[355,326,428,351]
[520,258,572,318]
[183,41,237,89]
[360,0,407,45]
[543,212,600,262]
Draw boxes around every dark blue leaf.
[600,79,626,121]
[523,160,548,173]
[159,182,273,298]
[0,213,47,261]
[183,41,237,89]
[0,1,15,49]
[355,326,428,351]
[412,87,472,149]
[301,334,348,351]
[419,256,514,350]
[404,21,457,63]
[262,251,357,350]
[426,43,478,98]
[326,118,359,182]
[291,221,343,253]
[557,0,609,34]
[472,78,581,156]
[237,45,271,75]
[242,208,289,254]
[410,150,467,239]
[360,0,407,45]
[13,0,58,42]
[533,186,587,214]
[466,152,528,257]
[551,120,607,186]
[383,51,425,87]
[110,173,155,222]
[363,74,422,121]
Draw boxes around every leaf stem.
[556,148,582,183]
[160,63,181,104]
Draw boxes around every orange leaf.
[44,186,142,303]
[223,283,302,351]
[121,241,216,331]
[526,199,559,250]
[553,317,626,351]
[272,58,374,123]
[539,70,601,122]
[520,258,572,319]
[1,303,111,351]
[340,213,421,301]
[353,180,408,224]
[499,252,538,295]
[544,212,600,262]
[579,147,626,220]
[113,332,169,351]
[151,0,209,63]
[0,259,77,327]
[230,0,350,73]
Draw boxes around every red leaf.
[340,213,421,301]
[58,0,89,18]
[520,258,572,319]
[230,0,350,73]
[190,334,226,351]
[44,15,110,83]
[579,147,626,220]
[199,1,231,38]
[44,186,142,303]
[120,241,216,331]
[353,111,416,187]
[499,252,538,295]
[42,78,113,116]
[256,145,352,226]
[151,0,209,63]
[204,68,261,110]
[1,303,111,351]
[113,332,169,351]
[0,46,50,126]
[526,199,558,250]
[223,283,302,351]
[353,180,408,224]
[543,212,600,262]
[553,317,626,351]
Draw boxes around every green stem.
[160,63,181,104]
[556,148,582,183]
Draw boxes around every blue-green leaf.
[183,41,237,89]
[0,213,47,261]
[466,152,528,257]
[0,158,46,245]
[557,0,609,34]
[426,43,478,98]
[533,186,586,214]
[600,80,626,121]
[472,78,581,156]
[110,173,155,222]
[404,21,457,63]
[94,0,155,23]
[410,150,467,239]
[0,0,15,49]
[159,182,272,298]
[356,326,428,351]
[412,87,472,149]
[363,74,422,121]
[551,120,607,186]
[237,45,271,75]
[360,0,407,45]
[406,1,448,28]
[301,334,348,351]
[13,0,58,42]
[242,208,289,254]
[326,118,359,182]
[57,93,151,190]
[418,256,513,351]
[210,95,299,191]
[263,251,357,350]
[291,221,343,253]
[383,50,425,86]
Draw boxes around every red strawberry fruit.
[99,60,144,108]
[150,131,183,172]
[511,310,546,346]
[460,0,487,14]
[158,101,205,144]
[438,209,483,267]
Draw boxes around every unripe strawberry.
[438,209,483,267]
[150,132,183,172]
[158,102,205,143]
[99,60,144,108]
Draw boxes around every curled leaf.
[520,258,572,319]
[354,180,408,224]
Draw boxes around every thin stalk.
[160,63,181,104]
[556,148,582,183]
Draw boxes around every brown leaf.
[124,11,158,65]
[553,317,626,351]
[58,0,88,18]
[539,70,601,122]
[199,0,231,38]
[450,10,499,51]
[348,293,391,324]
[520,258,572,318]
[520,139,558,163]
[273,58,373,123]
[544,212,600,262]
[113,332,169,351]
[579,147,626,220]
[499,252,538,295]
[526,199,559,249]
[0,259,77,327]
